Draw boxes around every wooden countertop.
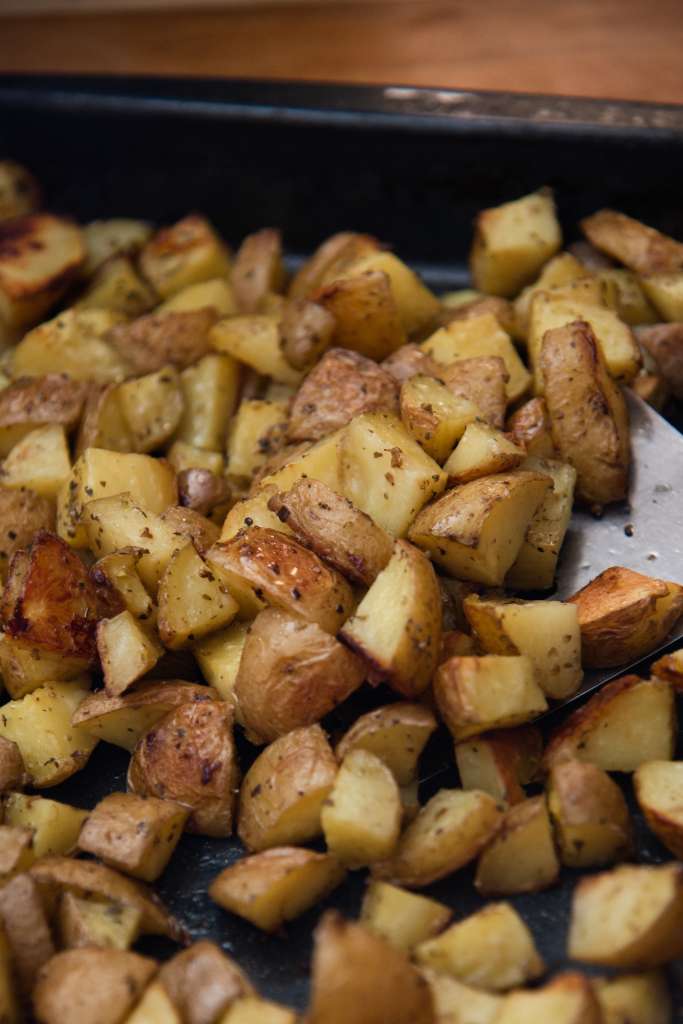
[0,0,682,105]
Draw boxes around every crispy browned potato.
[540,320,630,506]
[495,972,603,1024]
[637,323,683,398]
[634,761,683,859]
[232,228,285,313]
[210,847,346,932]
[506,396,555,457]
[336,703,437,786]
[32,948,157,1024]
[454,725,543,805]
[567,566,683,668]
[0,374,88,456]
[107,308,217,374]
[139,213,231,298]
[267,478,393,586]
[581,209,683,275]
[238,724,338,851]
[77,792,188,882]
[440,355,508,429]
[381,343,441,384]
[279,297,336,371]
[289,232,380,300]
[0,873,55,996]
[287,347,399,442]
[651,647,683,689]
[308,911,434,1024]
[315,271,406,361]
[128,700,238,837]
[0,736,25,791]
[548,760,633,868]
[159,941,253,1024]
[0,160,41,221]
[474,795,560,896]
[234,607,365,743]
[544,674,675,772]
[207,526,354,631]
[0,486,54,583]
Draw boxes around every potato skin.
[287,347,399,442]
[381,343,441,385]
[506,396,555,457]
[336,703,437,786]
[0,486,55,582]
[159,940,253,1024]
[160,504,221,554]
[548,759,633,867]
[0,735,25,790]
[540,320,630,506]
[440,355,508,428]
[268,478,394,586]
[0,872,55,996]
[636,322,683,399]
[234,607,365,743]
[0,374,88,432]
[581,209,683,275]
[232,228,284,313]
[32,948,157,1024]
[128,700,239,837]
[279,298,335,370]
[107,308,217,374]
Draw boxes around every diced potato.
[0,485,55,585]
[0,736,25,791]
[475,795,560,895]
[544,674,675,772]
[75,383,134,457]
[316,270,406,360]
[210,315,301,385]
[463,595,582,700]
[439,355,509,429]
[220,997,297,1024]
[641,272,683,321]
[259,427,345,497]
[77,255,156,317]
[124,980,182,1024]
[435,655,547,742]
[231,228,285,312]
[0,633,89,699]
[0,159,40,222]
[337,251,440,337]
[0,872,55,997]
[336,703,437,786]
[423,313,531,402]
[339,540,441,698]
[360,880,451,953]
[226,400,288,478]
[373,788,503,887]
[0,679,95,787]
[470,190,561,297]
[455,726,542,805]
[505,456,576,590]
[97,610,163,696]
[193,621,250,705]
[495,973,603,1024]
[399,374,480,462]
[116,367,184,453]
[634,760,683,859]
[238,724,338,851]
[83,218,152,276]
[415,902,544,991]
[82,494,181,590]
[581,208,683,276]
[0,423,70,497]
[90,551,156,625]
[59,893,142,951]
[548,760,633,868]
[291,231,380,299]
[32,948,157,1024]
[322,750,401,867]
[568,862,683,967]
[513,251,590,338]
[409,470,551,585]
[209,847,345,932]
[651,646,683,688]
[568,566,683,669]
[176,352,239,452]
[78,792,188,882]
[168,441,224,475]
[598,268,659,325]
[158,941,253,1024]
[4,793,88,858]
[0,373,88,457]
[12,308,128,382]
[420,969,502,1024]
[0,920,21,1023]
[279,296,335,370]
[0,825,34,879]
[506,397,555,458]
[140,214,231,298]
[157,542,238,649]
[109,308,216,374]
[594,970,672,1024]
[443,421,525,485]
[158,277,237,317]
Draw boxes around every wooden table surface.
[0,0,682,105]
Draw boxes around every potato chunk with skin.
[4,793,88,858]
[409,470,551,586]
[373,788,503,887]
[1,424,70,498]
[334,250,439,339]
[634,760,683,859]
[495,973,603,1024]
[507,396,555,457]
[0,872,55,997]
[82,496,181,591]
[400,374,480,462]
[279,297,335,371]
[544,674,675,772]
[0,373,88,457]
[423,314,531,403]
[455,726,542,805]
[59,893,142,951]
[415,902,544,991]
[637,322,683,398]
[75,382,134,457]
[77,254,157,317]
[548,760,633,868]
[158,543,238,650]
[0,825,34,879]
[0,737,25,791]
[475,795,560,896]
[234,607,365,743]
[12,308,128,383]
[569,862,683,967]
[336,703,437,786]
[210,315,301,385]
[193,621,250,705]
[97,611,163,696]
[420,969,502,1024]
[226,399,288,479]
[210,847,345,932]
[322,750,401,867]
[159,940,253,1024]
[108,308,217,375]
[78,792,188,882]
[0,486,55,585]
[567,565,683,669]
[90,551,156,625]
[116,366,184,454]
[232,228,285,313]
[444,421,525,484]
[382,343,441,384]
[439,355,508,429]
[360,881,451,953]
[464,595,582,700]
[505,456,576,591]
[435,655,547,742]
[128,700,238,837]
[140,214,230,298]
[581,209,683,276]
[32,948,157,1024]
[238,725,338,852]
[289,231,378,300]
[221,997,297,1024]
[315,270,406,360]
[594,970,672,1024]
[308,911,435,1024]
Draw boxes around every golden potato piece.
[568,862,683,967]
[226,399,288,479]
[594,970,672,1024]
[513,251,589,339]
[0,160,40,222]
[360,881,451,953]
[415,901,543,991]
[83,218,152,276]
[116,366,184,454]
[334,250,439,338]
[475,795,560,896]
[568,565,683,668]
[128,700,238,837]
[161,505,221,556]
[315,270,406,361]
[81,496,181,591]
[322,750,401,867]
[32,948,157,1024]
[75,383,133,457]
[4,792,88,859]
[108,308,216,375]
[505,456,576,591]
[420,969,502,1024]
[454,725,542,805]
[278,297,335,372]
[124,980,180,1024]
[231,228,284,313]
[599,267,659,326]
[158,543,238,650]
[443,421,525,485]
[400,374,480,463]
[506,396,555,457]
[637,323,683,399]
[77,254,157,317]
[59,893,142,952]
[238,724,337,852]
[90,550,156,626]
[495,973,603,1024]
[651,646,683,689]
[336,703,437,786]
[193,621,250,705]
[97,610,163,696]
[288,232,377,300]
[140,214,230,298]
[373,788,502,888]
[221,997,297,1024]
[210,847,345,932]
[439,355,508,429]
[544,674,675,772]
[0,374,88,457]
[12,308,128,384]
[423,313,530,403]
[210,315,301,385]
[641,272,683,322]
[159,940,253,1024]
[0,486,54,584]
[0,872,55,996]
[175,350,238,452]
[0,825,34,880]
[548,760,633,868]
[0,736,25,791]
[307,911,434,1024]
[634,760,683,859]
[581,209,683,276]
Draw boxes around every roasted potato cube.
[279,297,335,371]
[231,228,285,313]
[77,255,157,317]
[161,505,221,554]
[581,209,683,276]
[637,323,683,398]
[169,442,224,476]
[339,540,441,697]
[455,726,542,805]
[12,308,128,383]
[505,456,576,590]
[4,793,88,858]
[116,367,184,453]
[83,218,152,276]
[315,270,406,360]
[336,703,437,786]
[81,495,180,590]
[210,315,301,386]
[463,595,582,700]
[400,374,480,462]
[594,970,672,1024]
[174,351,239,453]
[544,674,675,772]
[0,825,35,879]
[475,795,560,895]
[307,911,434,1024]
[409,470,551,585]
[0,485,54,583]
[234,607,364,743]
[1,424,70,498]
[599,267,659,325]
[651,646,683,688]
[97,611,163,696]
[90,551,156,625]
[140,214,230,298]
[0,872,55,996]
[568,566,683,668]
[128,699,238,837]
[193,621,250,705]
[109,308,217,375]
[238,724,338,851]
[158,940,253,1024]
[72,681,218,752]
[75,382,134,457]
[0,737,25,791]
[360,881,451,953]
[0,373,88,457]
[258,426,345,497]
[0,160,40,222]
[157,543,238,650]
[158,276,236,317]
[495,973,603,1024]
[439,355,509,429]
[32,948,157,1024]
[0,633,89,699]
[540,321,630,506]
[634,760,683,859]
[209,847,345,932]
[59,893,142,951]
[548,760,633,868]
[382,342,441,384]
[0,213,85,328]
[220,997,297,1024]
[287,232,372,299]
[435,655,547,742]
[415,901,544,991]
[226,399,288,478]
[507,396,555,457]
[442,293,515,332]
[78,792,188,882]
[321,750,401,867]
[332,250,439,339]
[513,251,590,338]
[443,421,525,484]
[641,272,683,322]
[568,862,683,967]
[373,788,502,887]
[420,969,502,1024]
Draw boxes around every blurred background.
[0,0,681,103]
